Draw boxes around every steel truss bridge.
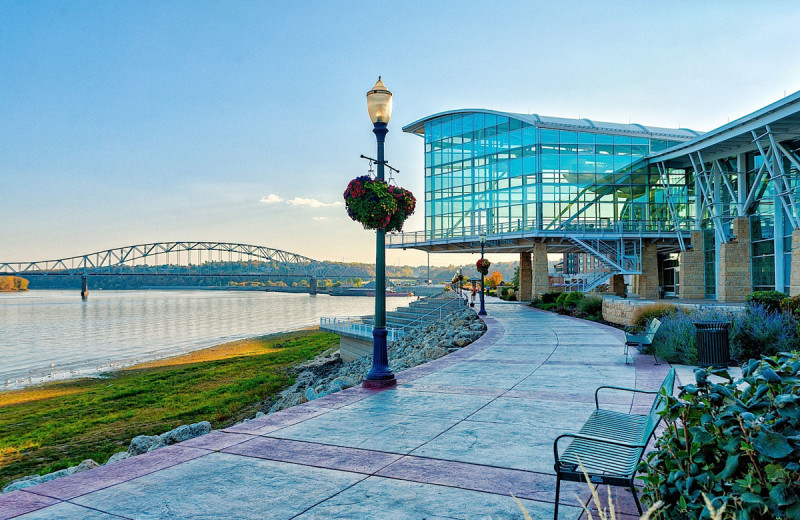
[0,241,374,286]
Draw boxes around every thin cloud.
[287,197,342,208]
[312,216,328,221]
[259,194,283,204]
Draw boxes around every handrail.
[401,295,465,330]
[319,316,405,342]
[386,217,693,247]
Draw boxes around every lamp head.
[367,76,393,124]
[479,233,486,244]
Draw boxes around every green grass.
[0,330,339,487]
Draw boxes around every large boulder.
[128,435,161,455]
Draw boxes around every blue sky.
[2,1,799,267]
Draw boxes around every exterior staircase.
[319,292,466,342]
[564,237,642,293]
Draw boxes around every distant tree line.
[17,259,520,290]
[0,276,28,292]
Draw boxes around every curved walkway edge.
[1,303,672,520]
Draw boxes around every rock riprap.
[1,421,210,494]
[268,307,485,413]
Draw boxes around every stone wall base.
[339,335,372,362]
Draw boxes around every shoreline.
[1,326,320,397]
[0,329,341,487]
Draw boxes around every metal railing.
[401,296,466,330]
[319,316,406,342]
[386,217,693,247]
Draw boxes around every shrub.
[746,290,787,313]
[539,303,558,312]
[652,311,698,364]
[541,291,561,304]
[576,296,603,318]
[631,303,679,327]
[555,292,568,306]
[529,297,543,308]
[782,295,800,316]
[652,307,738,365]
[562,292,585,308]
[641,352,800,519]
[729,304,800,363]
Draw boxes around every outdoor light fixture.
[366,77,393,124]
[479,232,487,316]
[363,77,396,388]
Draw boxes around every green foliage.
[385,185,416,232]
[632,303,679,327]
[539,302,558,312]
[541,291,561,304]
[576,296,603,317]
[729,304,800,363]
[499,287,516,301]
[343,175,396,230]
[562,292,585,308]
[653,310,699,365]
[641,352,800,519]
[746,290,788,313]
[782,295,800,316]
[555,292,568,306]
[0,331,338,487]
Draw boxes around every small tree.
[486,271,503,290]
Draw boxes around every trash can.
[694,321,731,367]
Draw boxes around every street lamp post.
[363,77,396,389]
[479,233,487,316]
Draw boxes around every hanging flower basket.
[476,259,491,276]
[386,185,416,232]
[452,274,465,284]
[343,176,416,232]
[343,176,397,230]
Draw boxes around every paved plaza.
[1,303,673,520]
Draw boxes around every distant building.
[388,92,800,301]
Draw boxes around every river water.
[0,290,414,390]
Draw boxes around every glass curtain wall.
[423,112,689,240]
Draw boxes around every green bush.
[539,302,558,312]
[562,291,585,308]
[529,297,543,308]
[541,291,561,304]
[555,292,568,306]
[499,287,516,301]
[641,352,800,519]
[729,304,800,363]
[746,290,787,313]
[652,310,698,364]
[631,303,679,327]
[576,296,603,318]
[782,295,800,316]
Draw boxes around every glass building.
[404,111,697,240]
[389,92,800,302]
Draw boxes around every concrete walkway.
[1,303,672,520]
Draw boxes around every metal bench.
[624,317,661,365]
[552,368,675,519]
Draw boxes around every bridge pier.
[80,275,89,299]
[309,277,317,295]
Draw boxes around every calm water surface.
[0,290,413,389]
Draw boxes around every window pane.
[541,129,560,143]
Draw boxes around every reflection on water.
[0,290,413,389]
